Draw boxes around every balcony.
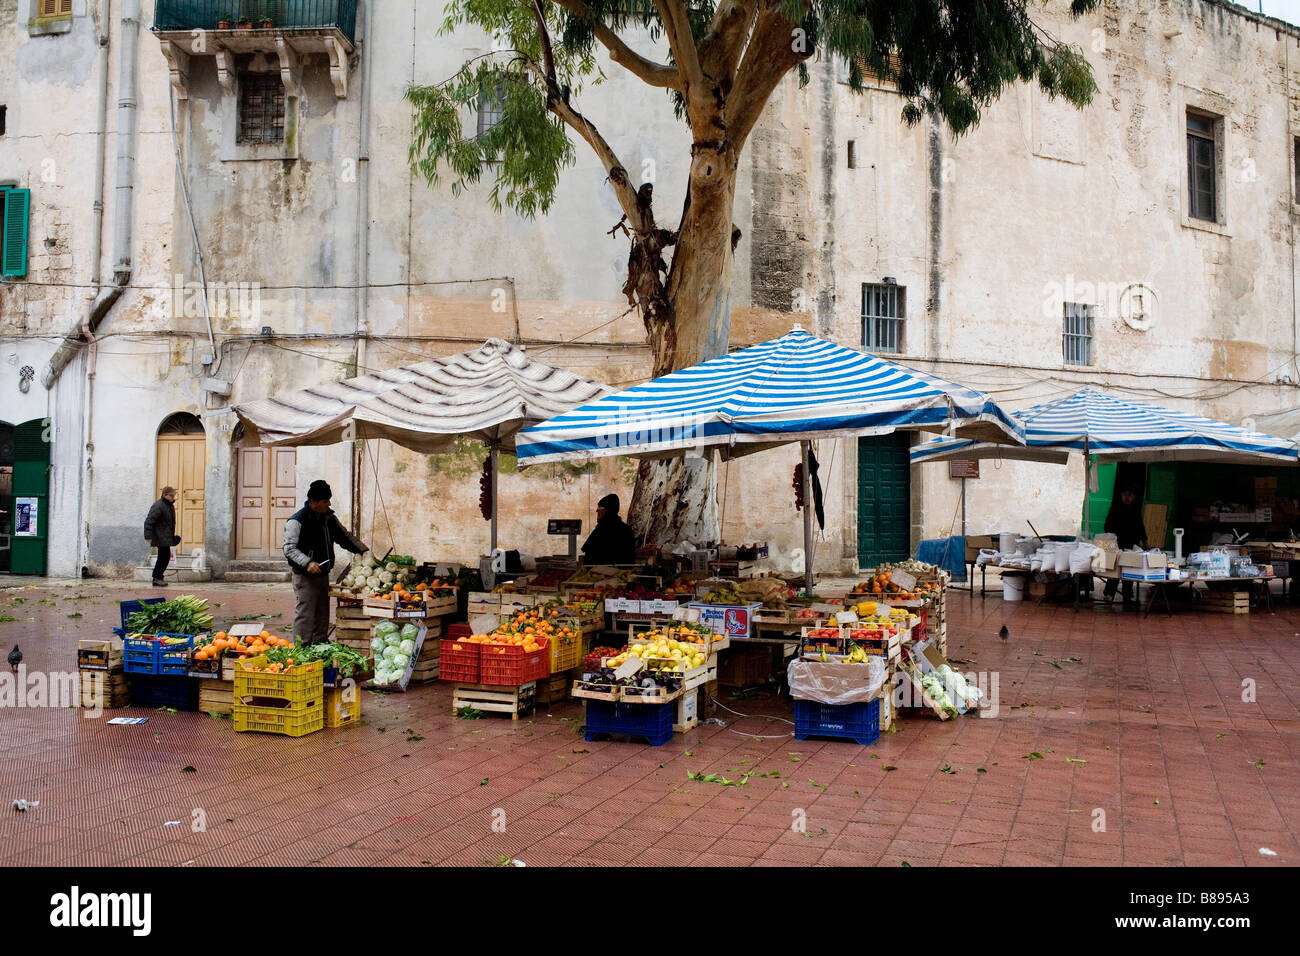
[153,1,358,100]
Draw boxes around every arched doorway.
[157,413,206,553]
[233,423,297,559]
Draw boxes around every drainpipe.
[350,0,375,535]
[42,0,139,389]
[74,1,114,573]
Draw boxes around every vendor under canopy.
[581,494,637,566]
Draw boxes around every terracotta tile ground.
[1,577,1298,866]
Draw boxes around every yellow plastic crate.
[233,656,323,704]
[234,698,323,736]
[324,685,362,728]
[549,629,583,675]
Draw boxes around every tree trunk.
[628,142,739,547]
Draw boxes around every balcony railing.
[154,1,357,45]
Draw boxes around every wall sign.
[13,497,37,537]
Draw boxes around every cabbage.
[391,654,410,670]
[399,639,415,656]
[400,623,419,641]
[383,647,399,662]
[374,621,399,640]
[370,637,384,653]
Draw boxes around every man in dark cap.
[1103,485,1148,608]
[284,480,368,644]
[581,493,637,566]
[143,486,180,587]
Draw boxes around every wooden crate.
[717,644,773,688]
[451,682,536,720]
[673,688,699,732]
[199,679,234,716]
[77,639,123,672]
[79,670,129,709]
[409,658,440,683]
[536,669,577,705]
[1202,590,1250,614]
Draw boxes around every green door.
[858,433,911,567]
[1085,461,1116,538]
[10,419,50,575]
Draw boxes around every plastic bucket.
[999,532,1017,553]
[1002,577,1025,602]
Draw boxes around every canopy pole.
[1082,437,1091,540]
[490,442,499,554]
[802,440,814,595]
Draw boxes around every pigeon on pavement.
[998,626,1009,641]
[7,645,20,671]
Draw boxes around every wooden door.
[156,435,206,552]
[237,446,296,558]
[857,433,911,567]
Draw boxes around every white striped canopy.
[515,328,1025,464]
[232,339,610,454]
[909,389,1300,465]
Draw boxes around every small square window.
[1063,302,1094,366]
[238,74,286,146]
[38,0,73,18]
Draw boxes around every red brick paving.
[1,578,1299,866]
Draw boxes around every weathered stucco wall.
[8,0,1300,577]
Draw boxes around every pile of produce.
[266,642,369,678]
[192,629,290,662]
[469,606,578,651]
[665,577,699,595]
[124,595,213,635]
[370,621,421,685]
[638,623,715,645]
[604,637,707,672]
[699,587,741,604]
[732,575,797,608]
[336,553,418,599]
[851,571,941,600]
[579,665,684,694]
[521,569,571,590]
[584,646,621,671]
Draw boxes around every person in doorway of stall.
[1102,485,1148,608]
[581,493,637,566]
[143,486,180,587]
[284,480,369,644]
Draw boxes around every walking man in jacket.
[284,480,368,645]
[143,487,180,587]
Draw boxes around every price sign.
[890,569,918,592]
[948,460,980,479]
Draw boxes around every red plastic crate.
[480,637,550,686]
[439,639,481,683]
[446,622,472,641]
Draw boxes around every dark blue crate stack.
[113,598,166,638]
[156,634,194,676]
[123,636,161,675]
[125,674,200,712]
[585,700,674,746]
[793,698,880,746]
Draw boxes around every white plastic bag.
[787,658,886,705]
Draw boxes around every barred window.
[238,74,285,146]
[862,283,904,354]
[476,84,505,139]
[1063,302,1095,366]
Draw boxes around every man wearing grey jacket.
[284,480,368,644]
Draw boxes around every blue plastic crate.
[123,635,161,675]
[793,698,880,746]
[584,699,674,746]
[114,598,166,638]
[126,674,199,711]
[157,634,194,676]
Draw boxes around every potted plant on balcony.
[216,12,233,29]
[236,15,252,29]
[259,15,273,28]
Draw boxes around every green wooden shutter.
[858,434,911,567]
[2,187,30,277]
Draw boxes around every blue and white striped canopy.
[516,329,1025,464]
[910,389,1299,465]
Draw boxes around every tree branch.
[548,0,681,90]
[700,0,758,96]
[653,0,709,122]
[727,3,810,147]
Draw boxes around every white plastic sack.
[1070,545,1099,574]
[1054,548,1072,573]
[787,657,886,706]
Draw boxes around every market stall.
[512,327,1016,739]
[912,389,1299,612]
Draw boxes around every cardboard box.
[604,597,640,614]
[640,598,682,615]
[1116,551,1169,570]
[687,602,762,639]
[1120,567,1168,581]
[964,535,997,561]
